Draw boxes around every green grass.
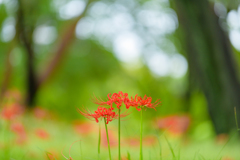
[0,113,240,160]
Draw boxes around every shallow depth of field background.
[0,0,240,159]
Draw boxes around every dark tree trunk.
[15,0,93,108]
[25,42,38,107]
[17,0,38,107]
[173,0,240,134]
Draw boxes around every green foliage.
[127,151,131,160]
[165,136,176,160]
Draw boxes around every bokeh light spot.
[113,32,143,63]
[33,25,57,45]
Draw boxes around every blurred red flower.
[73,121,95,135]
[10,122,27,144]
[156,115,190,135]
[35,129,50,139]
[101,128,117,148]
[143,136,157,146]
[33,107,48,119]
[124,137,139,147]
[1,103,24,120]
[222,157,235,160]
[215,133,229,144]
[123,136,157,147]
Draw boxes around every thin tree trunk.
[38,0,93,86]
[0,47,14,102]
[15,0,93,107]
[17,0,38,107]
[173,0,240,134]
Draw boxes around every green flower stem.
[104,117,112,160]
[140,109,143,160]
[118,107,121,160]
[98,122,101,160]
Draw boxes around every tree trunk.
[17,0,38,107]
[173,0,240,134]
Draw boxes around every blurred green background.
[1,0,240,136]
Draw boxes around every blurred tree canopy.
[0,0,240,134]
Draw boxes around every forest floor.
[0,106,239,160]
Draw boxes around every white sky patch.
[113,32,143,63]
[1,17,15,42]
[169,54,188,78]
[33,25,57,45]
[88,1,109,18]
[86,1,134,41]
[2,0,18,14]
[94,18,115,38]
[59,0,86,20]
[137,9,178,35]
[227,6,240,51]
[74,0,181,71]
[227,9,240,29]
[146,49,188,78]
[147,52,170,77]
[229,30,240,51]
[91,12,134,41]
[76,18,94,39]
[214,2,227,18]
[115,0,136,10]
[111,12,134,32]
[142,0,169,10]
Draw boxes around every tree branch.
[0,44,15,102]
[38,0,93,86]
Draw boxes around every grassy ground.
[0,109,239,160]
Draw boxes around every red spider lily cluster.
[1,103,24,121]
[155,115,190,136]
[35,128,50,139]
[0,89,54,148]
[10,122,27,144]
[129,94,160,111]
[78,107,117,124]
[78,91,161,124]
[92,92,130,109]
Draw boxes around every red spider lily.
[143,136,157,146]
[123,136,157,147]
[216,134,229,144]
[221,156,235,160]
[33,107,48,119]
[1,103,24,120]
[73,121,95,135]
[123,137,139,147]
[78,106,128,124]
[10,122,27,144]
[156,115,190,135]
[92,91,131,109]
[35,129,50,139]
[130,94,161,111]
